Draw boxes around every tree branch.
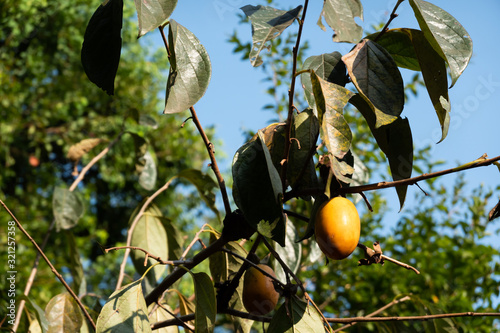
[374,0,404,42]
[281,0,310,192]
[0,200,96,331]
[105,246,190,266]
[115,178,175,289]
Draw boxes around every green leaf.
[232,132,285,246]
[409,0,472,88]
[130,204,168,284]
[190,272,216,333]
[164,20,211,114]
[45,293,83,333]
[253,122,286,173]
[131,132,148,173]
[96,280,152,333]
[139,150,157,191]
[139,114,159,129]
[64,231,86,297]
[52,187,85,231]
[241,5,302,67]
[402,28,450,142]
[311,71,354,159]
[135,0,177,38]
[342,39,404,127]
[81,0,123,95]
[274,219,301,283]
[267,297,324,333]
[489,199,500,222]
[350,94,413,209]
[162,217,184,261]
[288,109,319,192]
[365,29,421,71]
[298,195,328,242]
[300,52,347,109]
[317,0,363,43]
[177,169,220,220]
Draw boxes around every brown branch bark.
[374,0,405,42]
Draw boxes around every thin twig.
[115,178,175,289]
[0,200,96,331]
[326,311,500,323]
[333,295,411,332]
[381,255,420,275]
[13,133,123,331]
[105,246,190,266]
[180,224,209,260]
[374,0,405,42]
[156,303,195,332]
[285,154,500,201]
[281,0,310,192]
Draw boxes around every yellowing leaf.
[66,138,103,162]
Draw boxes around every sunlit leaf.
[81,0,123,95]
[267,297,324,332]
[274,219,301,283]
[20,296,49,333]
[139,150,157,191]
[135,0,177,38]
[317,0,363,43]
[148,303,179,333]
[164,20,211,114]
[96,280,152,333]
[190,272,216,333]
[130,204,168,284]
[350,94,413,209]
[241,5,302,67]
[342,39,404,127]
[52,187,85,231]
[252,122,286,173]
[45,293,83,333]
[311,71,354,159]
[409,0,472,87]
[301,52,347,108]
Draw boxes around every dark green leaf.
[298,195,328,242]
[409,0,472,87]
[489,199,500,222]
[164,20,211,114]
[365,29,421,71]
[311,71,354,159]
[45,293,83,333]
[350,94,413,209]
[191,272,216,333]
[252,122,286,173]
[96,280,152,333]
[139,150,157,191]
[135,0,177,38]
[317,0,363,43]
[232,132,285,246]
[342,39,404,127]
[288,109,319,191]
[177,169,220,220]
[130,204,168,284]
[161,217,184,261]
[267,297,324,333]
[131,132,148,173]
[52,187,84,231]
[403,28,450,142]
[301,52,347,108]
[81,0,123,95]
[241,5,302,67]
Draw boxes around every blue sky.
[146,1,500,233]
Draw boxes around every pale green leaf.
[318,0,363,43]
[274,219,301,283]
[409,0,472,87]
[96,280,152,333]
[139,150,157,191]
[45,293,83,333]
[135,0,177,38]
[164,20,211,114]
[191,272,216,333]
[267,297,324,332]
[241,5,302,67]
